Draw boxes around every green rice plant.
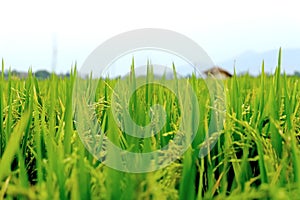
[0,59,4,157]
[1,49,300,199]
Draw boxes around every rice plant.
[0,50,300,199]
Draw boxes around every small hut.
[203,67,232,79]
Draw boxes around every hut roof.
[203,67,232,77]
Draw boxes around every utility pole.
[51,33,57,72]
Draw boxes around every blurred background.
[0,0,299,76]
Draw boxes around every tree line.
[0,70,70,79]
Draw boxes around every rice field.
[1,51,300,199]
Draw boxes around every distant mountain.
[122,64,208,79]
[217,48,300,76]
[122,64,176,79]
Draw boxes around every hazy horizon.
[1,0,300,75]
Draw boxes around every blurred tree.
[294,71,300,77]
[35,70,50,79]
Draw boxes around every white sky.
[0,0,299,73]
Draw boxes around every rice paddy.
[1,50,300,199]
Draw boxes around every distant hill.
[122,64,175,79]
[122,64,207,79]
[217,48,300,76]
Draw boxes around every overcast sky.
[0,0,299,74]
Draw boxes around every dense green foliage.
[1,53,300,199]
